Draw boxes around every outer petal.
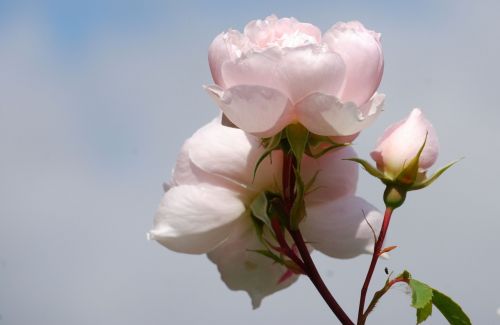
[296,92,385,136]
[323,21,384,106]
[221,46,345,104]
[370,108,439,177]
[149,184,245,254]
[208,30,250,88]
[205,84,294,138]
[180,117,282,192]
[301,196,383,259]
[302,146,359,204]
[207,218,298,309]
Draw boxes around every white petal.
[207,218,298,308]
[149,184,245,254]
[177,117,282,192]
[301,196,383,259]
[296,92,385,136]
[323,21,384,106]
[205,84,294,137]
[302,146,359,204]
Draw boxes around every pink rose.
[149,117,383,308]
[205,15,385,137]
[370,108,439,178]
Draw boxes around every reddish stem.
[357,207,394,324]
[282,150,354,325]
[271,218,305,271]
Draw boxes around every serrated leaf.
[432,289,471,325]
[345,158,387,180]
[410,159,461,191]
[416,301,433,324]
[409,279,433,309]
[286,124,309,163]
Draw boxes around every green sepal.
[395,133,427,186]
[409,159,461,191]
[344,158,388,180]
[285,124,309,164]
[250,192,272,230]
[305,134,347,159]
[304,170,321,193]
[417,301,433,324]
[432,289,471,325]
[253,131,283,181]
[289,167,306,230]
[249,249,285,265]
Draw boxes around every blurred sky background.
[1,0,499,324]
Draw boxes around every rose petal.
[221,45,345,104]
[243,15,321,48]
[296,92,385,136]
[276,45,346,103]
[207,218,298,309]
[302,146,359,204]
[182,117,282,192]
[205,84,293,138]
[301,196,383,259]
[208,30,250,87]
[370,108,439,177]
[149,184,245,254]
[323,21,383,106]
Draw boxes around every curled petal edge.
[296,92,385,136]
[204,84,294,138]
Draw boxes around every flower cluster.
[149,117,382,307]
[148,15,458,323]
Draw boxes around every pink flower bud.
[370,108,439,178]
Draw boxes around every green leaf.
[432,289,471,325]
[416,301,433,324]
[410,159,461,191]
[409,279,433,309]
[344,158,387,180]
[253,132,282,180]
[285,124,309,163]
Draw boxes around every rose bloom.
[149,117,383,308]
[370,108,439,178]
[205,15,384,138]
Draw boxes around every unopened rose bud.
[370,108,439,179]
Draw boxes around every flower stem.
[362,276,408,321]
[357,207,394,325]
[282,150,354,325]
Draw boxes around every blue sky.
[1,1,499,324]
